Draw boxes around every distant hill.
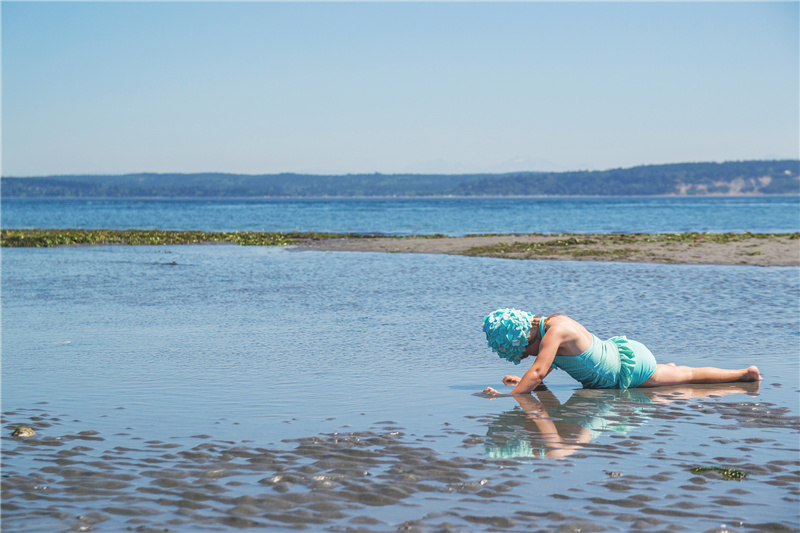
[451,160,800,196]
[0,172,500,198]
[2,160,798,198]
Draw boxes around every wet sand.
[299,233,800,266]
[3,391,799,532]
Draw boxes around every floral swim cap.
[482,308,534,365]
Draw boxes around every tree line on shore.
[2,160,797,198]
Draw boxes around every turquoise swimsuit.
[539,317,657,389]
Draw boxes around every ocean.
[2,195,799,235]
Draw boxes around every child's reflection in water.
[483,382,759,460]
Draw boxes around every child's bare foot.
[743,366,762,382]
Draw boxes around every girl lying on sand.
[482,309,761,395]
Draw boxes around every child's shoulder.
[548,314,590,336]
[547,313,574,326]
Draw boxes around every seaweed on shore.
[2,230,798,255]
[0,229,381,248]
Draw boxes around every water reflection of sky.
[2,246,798,531]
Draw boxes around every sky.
[2,2,798,176]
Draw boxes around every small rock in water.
[11,426,35,437]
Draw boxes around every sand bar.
[2,229,797,266]
[299,233,800,266]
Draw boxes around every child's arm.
[503,367,554,386]
[508,328,563,394]
[485,369,555,395]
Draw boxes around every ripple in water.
[3,386,799,532]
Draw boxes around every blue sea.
[2,196,799,235]
[2,197,799,532]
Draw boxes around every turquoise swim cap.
[482,308,533,365]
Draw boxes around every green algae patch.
[689,466,748,481]
[0,229,380,248]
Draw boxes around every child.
[482,308,761,395]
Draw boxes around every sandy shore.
[2,229,797,266]
[298,233,800,266]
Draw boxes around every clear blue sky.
[2,2,798,176]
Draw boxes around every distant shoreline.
[3,229,798,266]
[3,160,798,197]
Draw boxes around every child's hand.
[502,375,521,386]
[483,386,499,395]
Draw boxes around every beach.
[300,232,800,267]
[3,1,799,529]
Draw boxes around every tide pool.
[2,246,798,531]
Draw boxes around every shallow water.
[2,246,799,531]
[3,196,799,235]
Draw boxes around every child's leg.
[640,364,761,387]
